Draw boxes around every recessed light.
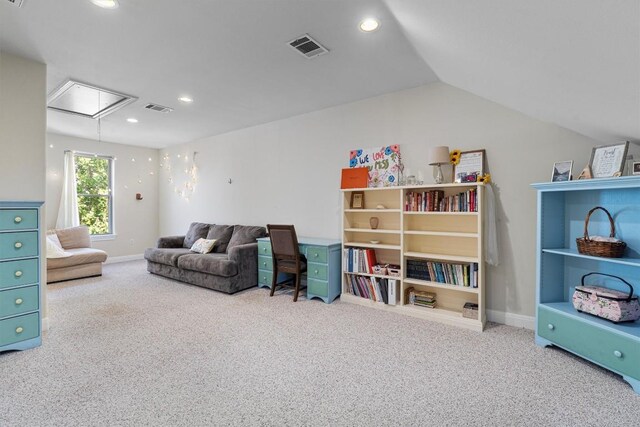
[127,118,138,123]
[90,0,119,9]
[359,18,380,32]
[178,96,193,103]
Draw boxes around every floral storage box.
[572,273,640,323]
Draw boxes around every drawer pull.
[614,350,623,358]
[14,216,22,223]
[263,248,267,252]
[15,270,23,277]
[15,298,23,305]
[263,276,267,281]
[15,327,24,334]
[314,269,319,274]
[14,242,23,249]
[547,323,555,331]
[262,262,267,267]
[314,253,319,258]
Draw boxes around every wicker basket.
[576,206,626,258]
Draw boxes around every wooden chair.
[267,224,307,302]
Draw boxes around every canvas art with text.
[349,145,401,187]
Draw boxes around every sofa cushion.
[56,226,91,249]
[177,253,238,277]
[47,248,108,269]
[144,247,192,267]
[206,225,234,253]
[183,222,211,248]
[227,225,267,251]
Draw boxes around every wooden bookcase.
[341,184,486,331]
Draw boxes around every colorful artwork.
[349,145,401,187]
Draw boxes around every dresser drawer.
[0,258,39,289]
[0,209,38,231]
[307,246,327,263]
[538,306,640,379]
[307,263,328,281]
[0,285,39,318]
[258,270,273,286]
[0,312,39,347]
[307,278,328,297]
[0,231,39,260]
[258,241,272,256]
[258,256,272,271]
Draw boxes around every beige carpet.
[1,260,638,426]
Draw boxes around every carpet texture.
[1,261,638,426]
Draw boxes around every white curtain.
[56,151,80,229]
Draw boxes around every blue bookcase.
[532,177,640,394]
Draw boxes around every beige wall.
[46,133,160,258]
[159,82,618,320]
[0,52,48,323]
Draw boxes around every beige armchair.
[46,226,108,284]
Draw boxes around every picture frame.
[588,142,629,178]
[633,162,640,176]
[551,160,573,182]
[350,191,365,209]
[453,149,485,183]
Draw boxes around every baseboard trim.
[42,317,49,332]
[105,254,144,264]
[487,309,535,330]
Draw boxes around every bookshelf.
[341,183,486,331]
[532,177,640,394]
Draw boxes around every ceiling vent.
[288,34,329,59]
[144,103,174,113]
[47,80,137,119]
[5,0,24,7]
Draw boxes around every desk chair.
[267,224,307,302]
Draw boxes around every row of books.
[343,248,377,274]
[404,189,478,212]
[406,259,479,288]
[345,274,398,305]
[407,287,436,309]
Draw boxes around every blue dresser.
[0,201,43,353]
[532,177,640,394]
[257,236,342,303]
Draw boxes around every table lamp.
[428,146,450,184]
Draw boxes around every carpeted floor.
[1,261,638,426]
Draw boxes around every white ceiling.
[1,1,638,148]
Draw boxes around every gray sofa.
[144,222,267,294]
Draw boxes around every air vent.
[47,80,137,119]
[5,0,25,8]
[288,34,329,59]
[144,103,174,113]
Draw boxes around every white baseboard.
[487,309,535,330]
[42,317,49,332]
[105,254,144,264]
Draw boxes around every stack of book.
[406,260,479,288]
[405,189,478,212]
[343,248,378,274]
[407,287,436,309]
[345,275,397,305]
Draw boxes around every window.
[75,154,114,235]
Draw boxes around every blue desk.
[256,236,342,303]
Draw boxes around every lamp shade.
[428,146,450,165]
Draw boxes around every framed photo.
[350,191,365,209]
[633,162,640,176]
[551,160,573,182]
[453,150,485,183]
[589,142,629,178]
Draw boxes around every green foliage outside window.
[75,155,112,235]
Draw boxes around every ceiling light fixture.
[359,18,380,32]
[90,0,119,9]
[178,96,193,103]
[127,118,138,123]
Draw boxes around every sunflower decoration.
[477,173,491,184]
[450,149,461,165]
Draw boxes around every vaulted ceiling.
[1,1,638,148]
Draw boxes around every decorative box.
[463,302,479,320]
[372,264,387,275]
[387,265,401,277]
[572,273,640,323]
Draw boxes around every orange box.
[341,167,369,189]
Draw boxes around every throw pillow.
[183,222,211,248]
[46,235,71,259]
[46,231,64,249]
[190,238,217,254]
[227,225,267,250]
[206,225,234,253]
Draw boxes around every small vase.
[369,217,379,230]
